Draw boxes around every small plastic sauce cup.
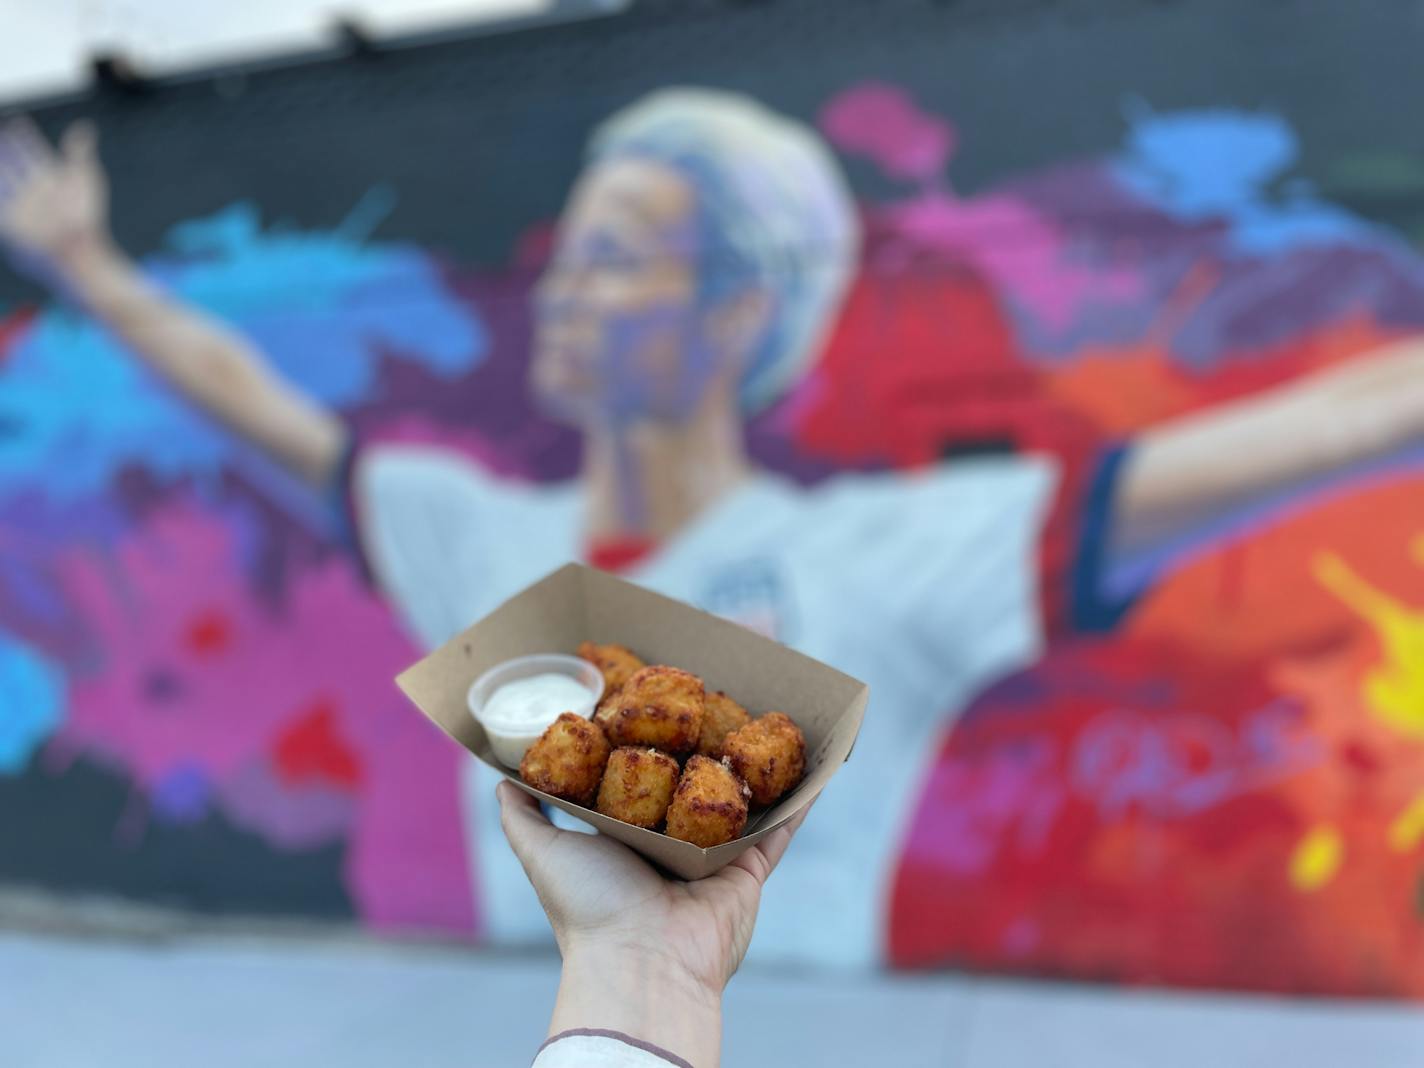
[467,653,605,768]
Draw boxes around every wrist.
[49,231,121,278]
[564,934,724,1003]
[553,939,722,1067]
[32,232,137,314]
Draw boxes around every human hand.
[497,780,813,1065]
[498,779,810,992]
[0,117,110,278]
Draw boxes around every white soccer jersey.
[349,442,1123,967]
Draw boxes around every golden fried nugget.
[602,666,705,756]
[595,747,680,829]
[723,711,805,807]
[577,641,645,694]
[519,711,611,804]
[695,690,751,759]
[664,755,750,848]
[592,692,620,738]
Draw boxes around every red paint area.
[273,698,364,789]
[0,307,36,359]
[887,480,1424,996]
[798,240,1061,467]
[184,609,234,657]
[586,535,659,575]
[888,640,1424,995]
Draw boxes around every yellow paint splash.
[1290,824,1344,891]
[1389,792,1424,853]
[1313,552,1424,738]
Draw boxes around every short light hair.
[589,88,861,411]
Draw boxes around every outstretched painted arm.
[1115,336,1424,556]
[0,116,347,488]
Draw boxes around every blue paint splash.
[0,634,64,774]
[0,200,486,505]
[1113,105,1390,256]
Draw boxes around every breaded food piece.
[595,747,680,829]
[601,666,705,756]
[592,692,620,738]
[664,755,750,848]
[519,711,611,804]
[577,641,645,694]
[695,690,751,759]
[722,711,806,806]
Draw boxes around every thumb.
[496,780,558,864]
[61,121,97,168]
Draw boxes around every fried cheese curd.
[580,643,643,739]
[592,694,619,737]
[595,747,681,829]
[577,641,646,694]
[695,689,751,759]
[600,665,705,756]
[722,711,806,807]
[518,711,611,804]
[664,755,750,848]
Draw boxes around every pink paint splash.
[820,83,1141,333]
[52,501,478,935]
[821,81,954,181]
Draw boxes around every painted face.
[531,156,729,426]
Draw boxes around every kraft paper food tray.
[395,562,869,880]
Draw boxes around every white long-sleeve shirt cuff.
[531,1028,694,1067]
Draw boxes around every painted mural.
[2,78,1424,998]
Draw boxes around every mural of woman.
[6,90,1424,968]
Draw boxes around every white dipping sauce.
[482,673,595,729]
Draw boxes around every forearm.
[1117,338,1424,551]
[551,941,722,1068]
[50,236,346,487]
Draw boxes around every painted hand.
[0,118,110,278]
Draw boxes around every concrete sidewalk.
[2,932,1421,1067]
